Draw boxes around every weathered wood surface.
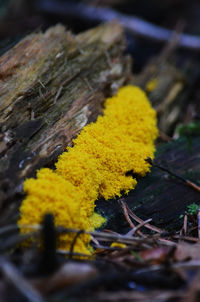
[0,21,200,229]
[0,22,131,215]
[132,45,200,135]
[96,136,200,232]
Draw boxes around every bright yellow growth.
[18,85,158,254]
[146,78,158,93]
[110,242,127,249]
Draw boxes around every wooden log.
[132,44,200,135]
[1,21,199,231]
[96,136,200,232]
[0,22,131,221]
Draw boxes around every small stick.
[91,235,100,246]
[126,218,152,236]
[183,214,188,236]
[38,79,46,89]
[172,235,199,243]
[126,203,163,233]
[0,257,44,302]
[157,238,176,246]
[121,199,134,228]
[0,224,19,236]
[26,224,156,245]
[54,85,63,104]
[20,224,166,247]
[38,0,200,51]
[159,130,172,142]
[120,199,144,237]
[30,109,35,121]
[198,206,200,239]
[0,232,39,252]
[146,158,200,193]
[69,230,85,259]
[186,180,200,193]
[103,229,120,235]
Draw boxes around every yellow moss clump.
[18,85,158,255]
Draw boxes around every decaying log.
[96,136,200,232]
[0,22,131,220]
[132,43,200,135]
[0,21,199,231]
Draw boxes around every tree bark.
[1,21,199,230]
[132,44,200,135]
[0,22,131,221]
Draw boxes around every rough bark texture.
[132,45,200,135]
[0,22,131,221]
[0,21,199,230]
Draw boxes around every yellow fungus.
[18,85,158,254]
[146,78,158,93]
[88,213,106,229]
[110,242,127,249]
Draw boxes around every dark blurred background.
[1,0,200,71]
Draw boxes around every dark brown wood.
[0,22,131,219]
[96,136,200,232]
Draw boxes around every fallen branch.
[37,0,200,51]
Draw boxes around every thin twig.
[37,0,200,51]
[91,235,100,246]
[0,232,39,252]
[146,158,200,193]
[126,203,163,233]
[0,257,44,302]
[0,224,19,236]
[198,206,200,239]
[126,218,152,236]
[54,85,63,104]
[38,79,46,89]
[69,230,84,259]
[157,238,177,246]
[122,207,174,245]
[186,180,200,193]
[103,229,120,235]
[172,235,199,243]
[21,224,157,246]
[120,199,144,237]
[183,214,188,236]
[21,223,176,248]
[159,130,172,142]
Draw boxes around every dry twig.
[146,158,200,194]
[0,257,44,302]
[125,203,163,234]
[37,0,200,51]
[120,199,144,237]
